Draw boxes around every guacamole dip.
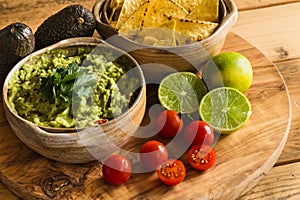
[8,46,138,128]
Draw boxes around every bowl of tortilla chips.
[93,0,237,79]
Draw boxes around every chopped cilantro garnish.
[41,62,97,104]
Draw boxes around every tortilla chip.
[115,0,220,46]
[142,0,188,27]
[173,0,198,12]
[136,20,177,46]
[159,19,176,32]
[116,0,148,29]
[118,3,148,33]
[144,37,176,46]
[174,19,219,45]
[183,0,219,23]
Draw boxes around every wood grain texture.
[272,58,300,165]
[0,32,291,199]
[231,2,300,198]
[0,182,19,200]
[0,0,299,199]
[240,162,300,199]
[239,59,300,198]
[233,0,300,172]
[0,97,7,124]
[231,2,300,62]
[234,0,300,10]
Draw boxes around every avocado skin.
[0,22,35,87]
[34,4,96,50]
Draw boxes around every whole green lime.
[202,52,253,93]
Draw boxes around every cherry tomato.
[140,140,168,171]
[156,110,183,139]
[183,121,214,147]
[187,145,216,171]
[102,154,132,185]
[156,159,186,186]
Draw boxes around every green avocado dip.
[7,46,140,128]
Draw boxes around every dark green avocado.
[34,4,96,50]
[0,22,35,87]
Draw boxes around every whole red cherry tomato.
[156,159,186,186]
[102,154,132,185]
[183,121,214,147]
[140,140,168,171]
[156,110,183,139]
[187,145,216,171]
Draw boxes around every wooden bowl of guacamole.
[93,0,238,80]
[2,37,146,163]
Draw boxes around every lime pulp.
[158,72,207,113]
[199,87,252,134]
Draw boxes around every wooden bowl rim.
[2,37,146,134]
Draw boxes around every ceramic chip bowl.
[2,37,146,163]
[93,0,238,80]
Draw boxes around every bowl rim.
[2,37,146,134]
[92,0,238,50]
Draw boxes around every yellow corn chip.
[118,3,148,33]
[137,20,177,46]
[113,0,220,46]
[176,0,219,22]
[142,0,188,27]
[116,0,148,29]
[175,19,219,45]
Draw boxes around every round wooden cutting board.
[0,32,291,200]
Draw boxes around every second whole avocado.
[34,4,96,50]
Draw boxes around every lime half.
[158,72,207,113]
[199,87,252,134]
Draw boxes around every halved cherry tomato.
[187,145,216,171]
[156,110,183,139]
[102,154,132,185]
[183,121,214,147]
[140,140,168,171]
[156,159,186,186]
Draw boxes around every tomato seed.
[190,148,214,164]
[160,162,184,178]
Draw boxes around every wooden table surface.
[0,0,299,199]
